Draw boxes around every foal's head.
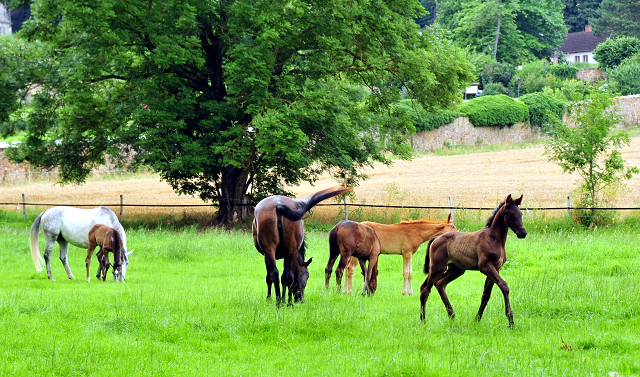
[293,256,313,303]
[502,194,527,239]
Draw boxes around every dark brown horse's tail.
[423,236,437,275]
[328,225,340,259]
[112,230,123,269]
[277,186,353,221]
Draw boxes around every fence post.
[449,196,454,223]
[343,196,348,221]
[120,195,123,222]
[567,196,570,217]
[22,193,26,222]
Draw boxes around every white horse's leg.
[58,239,75,280]
[43,236,56,281]
[402,253,413,295]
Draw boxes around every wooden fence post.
[120,195,123,222]
[343,196,348,221]
[449,196,454,223]
[22,193,26,222]
[567,196,570,217]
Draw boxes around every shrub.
[480,62,515,89]
[547,64,579,80]
[593,36,640,70]
[609,54,640,95]
[393,100,461,131]
[481,83,508,96]
[458,94,529,128]
[518,92,566,129]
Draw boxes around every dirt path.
[3,138,640,218]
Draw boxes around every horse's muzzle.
[516,228,527,238]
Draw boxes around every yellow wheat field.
[3,138,640,221]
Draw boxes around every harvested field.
[3,138,640,220]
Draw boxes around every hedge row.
[397,93,566,131]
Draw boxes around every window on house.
[583,55,588,62]
[575,56,580,63]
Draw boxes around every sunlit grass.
[1,210,639,376]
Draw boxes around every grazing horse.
[30,206,133,281]
[325,220,380,296]
[252,186,353,307]
[419,194,527,327]
[344,215,457,295]
[86,224,125,282]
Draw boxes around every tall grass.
[1,210,639,376]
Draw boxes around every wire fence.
[2,194,640,222]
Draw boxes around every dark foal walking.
[419,194,527,327]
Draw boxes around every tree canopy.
[592,0,640,38]
[0,0,473,223]
[562,0,602,33]
[434,0,566,65]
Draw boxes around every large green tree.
[592,0,640,38]
[562,0,601,33]
[436,0,566,64]
[0,0,473,223]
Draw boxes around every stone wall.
[615,94,640,127]
[412,117,545,152]
[577,68,607,83]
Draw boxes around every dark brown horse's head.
[504,194,527,239]
[293,257,313,302]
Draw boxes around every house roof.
[559,31,609,54]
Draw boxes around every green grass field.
[1,209,639,376]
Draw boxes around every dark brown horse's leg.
[475,276,495,322]
[479,266,513,327]
[265,273,273,298]
[420,265,447,322]
[434,265,466,319]
[335,254,351,294]
[282,257,295,306]
[264,253,282,306]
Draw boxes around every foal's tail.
[30,212,46,272]
[423,236,437,275]
[276,186,353,221]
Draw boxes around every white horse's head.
[112,250,133,282]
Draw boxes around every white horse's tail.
[30,212,45,272]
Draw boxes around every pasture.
[1,209,639,376]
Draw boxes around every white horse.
[30,206,133,281]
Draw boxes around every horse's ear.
[447,213,452,223]
[506,194,513,204]
[305,257,313,267]
[514,194,523,205]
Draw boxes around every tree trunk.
[218,165,252,224]
[493,0,502,61]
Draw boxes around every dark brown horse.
[252,186,353,306]
[86,224,125,282]
[325,220,380,296]
[419,194,527,327]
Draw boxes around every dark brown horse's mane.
[485,200,506,228]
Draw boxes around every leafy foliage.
[481,83,508,96]
[0,0,473,223]
[562,0,602,33]
[545,91,639,226]
[480,61,515,89]
[393,100,461,131]
[592,0,640,38]
[518,92,566,129]
[608,54,640,95]
[593,37,640,70]
[547,64,579,80]
[459,94,529,128]
[437,0,566,64]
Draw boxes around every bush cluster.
[393,100,461,131]
[547,64,579,80]
[518,92,566,129]
[459,94,529,128]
